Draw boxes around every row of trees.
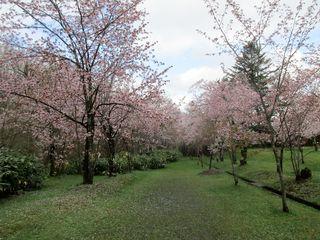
[0,0,179,184]
[182,0,320,212]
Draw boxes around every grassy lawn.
[209,148,320,205]
[1,158,320,240]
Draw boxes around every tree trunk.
[289,145,301,181]
[128,153,132,172]
[240,146,248,166]
[200,155,204,168]
[230,146,238,186]
[83,113,94,184]
[313,137,318,152]
[279,147,284,172]
[75,117,83,174]
[299,145,304,164]
[48,143,56,177]
[272,145,289,212]
[219,145,224,162]
[209,153,213,170]
[197,147,204,167]
[107,136,117,177]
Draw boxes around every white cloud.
[143,0,316,109]
[144,0,312,58]
[165,66,224,106]
[173,66,224,91]
[144,0,213,57]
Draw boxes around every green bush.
[114,152,132,174]
[61,157,82,175]
[132,154,150,170]
[164,151,179,163]
[94,158,108,176]
[93,150,180,175]
[0,149,45,196]
[151,150,180,163]
[147,154,166,169]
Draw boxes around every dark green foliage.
[95,150,180,175]
[147,154,166,169]
[229,40,270,94]
[165,151,179,163]
[240,147,248,166]
[300,167,312,180]
[114,152,133,173]
[94,158,108,176]
[179,144,210,157]
[0,148,45,196]
[152,149,181,163]
[61,158,82,175]
[131,154,149,170]
[229,40,272,135]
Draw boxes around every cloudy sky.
[144,0,223,106]
[142,0,317,107]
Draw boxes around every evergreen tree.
[229,41,272,163]
[229,41,271,96]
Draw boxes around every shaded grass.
[1,158,320,240]
[210,148,320,204]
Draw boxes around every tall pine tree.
[229,41,271,96]
[229,41,272,165]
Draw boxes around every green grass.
[1,158,320,240]
[209,147,320,204]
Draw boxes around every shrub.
[164,151,179,163]
[0,149,45,196]
[147,154,166,169]
[94,158,108,176]
[300,167,312,180]
[93,150,179,175]
[132,154,150,170]
[59,157,82,175]
[95,153,134,175]
[152,150,180,163]
[114,152,132,174]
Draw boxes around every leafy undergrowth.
[211,148,320,204]
[1,159,320,240]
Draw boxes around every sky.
[144,0,224,107]
[142,0,318,108]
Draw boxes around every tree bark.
[313,137,318,152]
[280,147,284,172]
[240,146,248,166]
[209,153,213,170]
[83,113,94,184]
[230,146,238,186]
[48,143,56,177]
[103,124,117,177]
[107,136,116,177]
[299,146,304,164]
[272,145,289,212]
[218,143,224,162]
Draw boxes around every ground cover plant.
[207,148,320,205]
[1,159,320,240]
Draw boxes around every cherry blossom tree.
[202,0,320,212]
[200,79,261,185]
[125,97,180,154]
[97,90,174,176]
[0,0,166,184]
[280,73,320,179]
